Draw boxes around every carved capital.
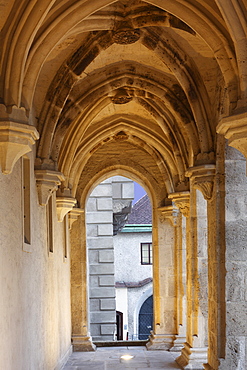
[69,208,84,229]
[56,188,77,222]
[158,205,179,226]
[186,164,216,201]
[168,192,190,217]
[217,110,247,161]
[0,120,39,174]
[35,169,65,206]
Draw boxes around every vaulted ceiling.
[1,0,246,205]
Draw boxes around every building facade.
[115,194,153,341]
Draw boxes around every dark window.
[141,243,152,265]
[23,157,31,245]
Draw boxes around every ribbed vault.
[1,0,246,202]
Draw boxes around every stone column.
[218,144,247,369]
[146,205,177,350]
[70,211,95,351]
[214,111,247,369]
[170,210,187,352]
[169,189,208,369]
[168,193,192,357]
[205,136,225,369]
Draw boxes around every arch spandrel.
[77,164,167,211]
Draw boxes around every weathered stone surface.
[99,276,115,286]
[86,211,112,224]
[90,184,112,197]
[100,298,116,310]
[91,312,116,323]
[97,198,112,210]
[86,198,97,211]
[90,287,115,298]
[90,264,115,275]
[97,224,113,236]
[100,324,116,335]
[99,249,114,263]
[87,237,114,249]
[226,303,247,336]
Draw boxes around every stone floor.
[63,346,182,369]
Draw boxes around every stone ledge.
[0,121,39,174]
[115,277,153,288]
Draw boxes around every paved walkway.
[63,346,181,369]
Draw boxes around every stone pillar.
[146,205,177,350]
[170,189,208,369]
[218,144,247,369]
[70,211,95,351]
[86,179,116,341]
[205,135,226,370]
[214,111,247,369]
[170,211,187,352]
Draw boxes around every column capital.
[168,191,190,217]
[69,207,84,229]
[217,110,247,160]
[35,169,65,206]
[0,104,39,174]
[158,205,179,226]
[186,164,216,201]
[56,188,77,222]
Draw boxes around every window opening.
[22,157,31,245]
[47,194,54,254]
[64,214,68,260]
[141,243,152,265]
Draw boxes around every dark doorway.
[116,311,123,340]
[138,295,153,340]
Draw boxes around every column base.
[203,364,214,370]
[72,335,96,352]
[176,342,208,369]
[170,335,186,352]
[146,331,175,350]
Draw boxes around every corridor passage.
[63,346,181,369]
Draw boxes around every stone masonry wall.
[219,145,247,369]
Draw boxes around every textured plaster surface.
[0,157,71,370]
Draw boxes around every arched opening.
[138,295,153,340]
[85,176,154,343]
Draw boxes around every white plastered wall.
[116,287,128,340]
[0,153,72,370]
